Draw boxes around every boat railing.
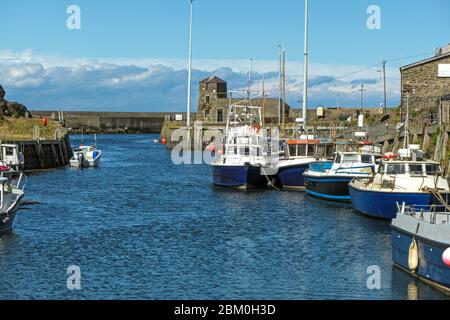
[396,202,450,224]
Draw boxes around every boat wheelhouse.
[211,99,272,190]
[392,203,450,293]
[304,151,380,202]
[276,139,335,190]
[349,159,450,220]
[0,144,24,171]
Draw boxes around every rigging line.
[385,51,435,63]
[333,63,381,81]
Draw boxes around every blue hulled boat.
[211,99,273,190]
[392,203,450,294]
[349,147,450,220]
[276,140,334,190]
[304,149,381,202]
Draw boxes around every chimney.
[436,44,450,56]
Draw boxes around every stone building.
[198,76,294,124]
[400,44,450,118]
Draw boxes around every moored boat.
[276,139,334,190]
[70,145,103,168]
[349,149,450,219]
[0,170,26,234]
[211,100,272,190]
[304,147,381,202]
[392,203,450,294]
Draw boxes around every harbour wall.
[4,135,73,171]
[31,111,192,134]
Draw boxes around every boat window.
[233,147,238,155]
[289,145,297,157]
[307,145,315,157]
[335,154,342,164]
[343,154,359,163]
[386,164,406,175]
[326,145,335,158]
[378,164,386,174]
[426,164,441,175]
[5,148,14,156]
[409,164,424,175]
[256,148,261,157]
[361,155,373,164]
[298,145,307,157]
[243,147,250,156]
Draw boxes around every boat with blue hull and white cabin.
[211,99,272,190]
[349,147,450,220]
[392,203,450,294]
[304,145,381,202]
[277,139,334,190]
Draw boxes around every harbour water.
[0,134,448,300]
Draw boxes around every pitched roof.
[401,52,450,71]
[200,76,227,84]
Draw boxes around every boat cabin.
[334,152,381,166]
[0,144,24,170]
[223,127,266,161]
[285,140,335,159]
[377,161,442,176]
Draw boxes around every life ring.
[251,124,261,134]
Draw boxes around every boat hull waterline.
[392,228,450,293]
[349,185,435,220]
[304,176,354,202]
[212,165,269,190]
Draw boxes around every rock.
[0,85,5,102]
[0,85,31,118]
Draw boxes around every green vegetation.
[0,117,62,141]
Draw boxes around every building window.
[217,109,224,122]
[206,96,210,104]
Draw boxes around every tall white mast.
[302,0,309,130]
[186,0,194,127]
[278,45,282,127]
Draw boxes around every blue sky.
[0,0,449,111]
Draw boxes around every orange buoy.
[161,137,167,145]
[443,248,450,267]
[42,116,48,127]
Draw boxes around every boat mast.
[302,0,309,132]
[282,48,286,137]
[186,0,194,127]
[247,58,253,100]
[278,45,282,127]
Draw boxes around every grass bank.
[0,117,63,141]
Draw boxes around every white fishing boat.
[211,98,273,190]
[70,145,103,168]
[0,170,26,233]
[0,144,25,171]
[349,146,450,219]
[70,134,103,168]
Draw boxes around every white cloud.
[0,49,401,111]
